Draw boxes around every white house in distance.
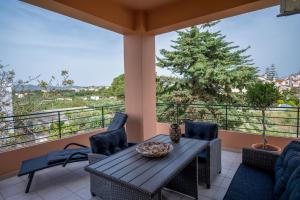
[260,70,300,92]
[90,96,100,101]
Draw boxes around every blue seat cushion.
[185,120,218,141]
[279,166,300,200]
[274,141,300,199]
[89,127,128,155]
[47,148,91,164]
[107,112,128,131]
[224,164,274,200]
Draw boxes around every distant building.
[90,96,100,101]
[16,93,25,98]
[56,97,72,101]
[259,70,300,100]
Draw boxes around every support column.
[124,34,157,142]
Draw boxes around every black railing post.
[58,111,62,139]
[225,105,228,130]
[297,107,299,138]
[101,106,105,128]
[176,103,179,124]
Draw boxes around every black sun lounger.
[18,143,90,193]
[18,112,128,193]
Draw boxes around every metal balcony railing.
[0,103,299,151]
[156,103,300,138]
[0,104,125,151]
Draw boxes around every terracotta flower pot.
[251,143,281,153]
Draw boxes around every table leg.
[165,157,198,199]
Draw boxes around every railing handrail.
[0,104,125,119]
[157,102,300,138]
[156,102,299,110]
[1,102,298,120]
[0,102,299,150]
[0,104,126,149]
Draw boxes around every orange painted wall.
[156,122,299,152]
[0,129,105,178]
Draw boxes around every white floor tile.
[0,150,241,200]
[75,186,92,200]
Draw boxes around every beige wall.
[0,129,105,178]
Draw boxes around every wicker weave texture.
[242,147,279,171]
[198,138,221,186]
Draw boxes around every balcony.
[0,103,299,199]
[0,150,241,200]
[1,0,300,199]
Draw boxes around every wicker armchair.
[87,127,137,197]
[183,120,222,188]
[223,147,280,200]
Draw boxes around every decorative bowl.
[136,142,173,157]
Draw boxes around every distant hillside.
[13,84,105,92]
[14,84,42,92]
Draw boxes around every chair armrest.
[64,143,88,149]
[207,138,221,163]
[88,153,108,164]
[208,138,221,147]
[242,148,279,171]
[128,142,138,147]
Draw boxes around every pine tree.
[265,64,278,81]
[157,22,258,105]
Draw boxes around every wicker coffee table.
[85,134,208,200]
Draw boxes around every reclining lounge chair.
[18,112,128,193]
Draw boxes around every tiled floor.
[0,150,241,200]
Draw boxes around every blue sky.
[0,0,299,86]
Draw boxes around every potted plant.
[246,81,281,152]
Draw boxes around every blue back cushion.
[107,112,128,131]
[279,166,300,200]
[89,127,128,155]
[274,141,300,199]
[185,120,218,141]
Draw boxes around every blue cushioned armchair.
[183,120,222,188]
[87,112,137,164]
[224,141,300,200]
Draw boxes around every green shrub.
[276,99,285,105]
[287,100,296,106]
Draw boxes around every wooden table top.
[85,134,208,195]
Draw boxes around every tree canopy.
[109,74,125,99]
[157,22,258,105]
